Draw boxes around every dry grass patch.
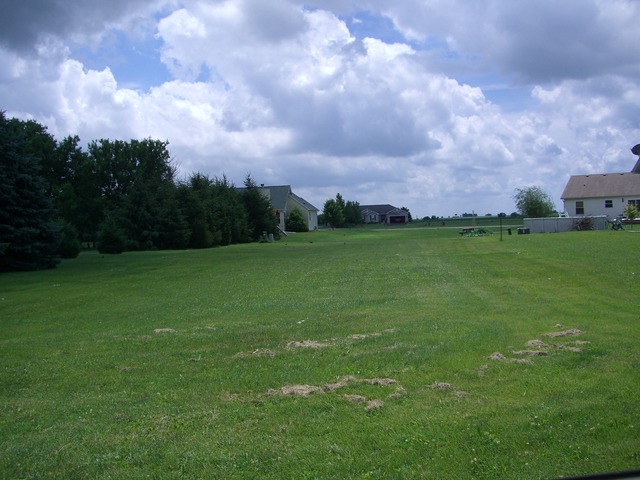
[544,328,583,338]
[365,400,385,412]
[512,349,548,356]
[430,382,452,390]
[269,385,323,397]
[154,328,176,334]
[265,375,402,411]
[489,352,507,361]
[364,378,397,386]
[323,375,357,392]
[555,345,583,353]
[287,340,332,349]
[233,348,277,358]
[343,394,367,403]
[350,332,383,340]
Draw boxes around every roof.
[289,191,318,211]
[360,204,406,215]
[250,185,318,211]
[260,185,291,210]
[561,172,640,199]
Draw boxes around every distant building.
[258,185,319,232]
[360,204,408,224]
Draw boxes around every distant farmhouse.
[257,185,319,232]
[561,144,640,218]
[360,204,409,224]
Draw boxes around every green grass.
[1,228,639,479]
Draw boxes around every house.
[258,185,319,232]
[561,146,640,218]
[360,204,409,224]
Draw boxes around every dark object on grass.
[610,218,624,231]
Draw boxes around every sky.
[1,0,639,218]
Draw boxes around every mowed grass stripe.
[1,228,639,479]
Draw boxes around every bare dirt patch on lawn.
[233,348,277,358]
[266,375,404,411]
[350,333,383,340]
[544,328,582,338]
[512,350,548,356]
[287,340,332,349]
[365,400,385,412]
[154,328,176,334]
[276,385,323,397]
[485,326,590,372]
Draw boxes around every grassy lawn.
[1,227,639,479]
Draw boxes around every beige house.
[561,147,640,218]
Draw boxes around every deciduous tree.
[513,186,555,218]
[323,198,344,228]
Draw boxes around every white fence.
[523,216,608,234]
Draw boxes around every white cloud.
[1,0,639,217]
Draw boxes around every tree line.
[321,193,412,227]
[321,193,363,228]
[0,112,277,272]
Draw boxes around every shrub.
[97,217,127,254]
[573,217,593,231]
[286,208,308,232]
[56,221,81,259]
[624,204,639,221]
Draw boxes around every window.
[575,201,584,215]
[629,199,640,208]
[605,200,613,208]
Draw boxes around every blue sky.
[1,0,639,217]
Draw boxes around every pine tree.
[0,113,62,271]
[241,175,276,240]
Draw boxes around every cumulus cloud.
[0,0,167,53]
[379,0,640,82]
[1,0,639,216]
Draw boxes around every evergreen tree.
[286,208,308,232]
[401,207,412,222]
[56,220,82,259]
[177,173,216,248]
[344,200,362,226]
[97,213,126,254]
[241,175,276,240]
[90,138,187,250]
[0,113,62,271]
[50,136,102,243]
[211,176,250,245]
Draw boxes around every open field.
[1,227,639,479]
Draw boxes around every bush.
[574,217,594,231]
[97,217,127,254]
[56,221,82,259]
[286,208,308,232]
[624,204,639,221]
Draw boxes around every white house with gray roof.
[258,185,319,232]
[561,145,640,219]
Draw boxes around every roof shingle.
[561,173,640,199]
